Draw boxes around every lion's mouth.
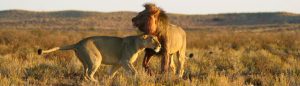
[132,23,138,27]
[133,23,144,29]
[132,21,144,28]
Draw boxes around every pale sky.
[0,0,299,14]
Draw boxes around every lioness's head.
[140,35,161,52]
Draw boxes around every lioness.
[38,35,161,82]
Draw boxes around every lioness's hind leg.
[86,54,102,82]
[87,64,100,82]
[74,50,89,80]
[85,55,101,82]
[76,45,102,82]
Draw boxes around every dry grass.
[0,28,300,86]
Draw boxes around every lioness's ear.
[141,35,148,40]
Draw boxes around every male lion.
[38,35,161,82]
[132,3,187,77]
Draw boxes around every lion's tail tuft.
[38,49,43,55]
[188,53,194,58]
[38,44,76,55]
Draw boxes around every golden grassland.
[0,28,300,86]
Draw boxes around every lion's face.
[132,10,149,32]
[132,4,160,34]
[141,35,161,52]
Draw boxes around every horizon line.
[1,9,299,15]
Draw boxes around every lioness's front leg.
[108,65,121,79]
[122,61,137,77]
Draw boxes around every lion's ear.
[152,9,160,16]
[144,4,160,15]
[149,7,160,15]
[141,35,148,40]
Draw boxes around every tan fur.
[132,3,187,77]
[38,35,161,82]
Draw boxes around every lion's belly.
[165,27,186,53]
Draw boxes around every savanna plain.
[0,11,300,86]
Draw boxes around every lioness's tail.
[38,44,76,55]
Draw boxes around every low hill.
[0,10,300,30]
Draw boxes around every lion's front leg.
[161,50,170,73]
[143,48,156,75]
[160,37,170,74]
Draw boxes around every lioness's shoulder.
[122,35,139,43]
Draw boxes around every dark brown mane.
[157,10,169,25]
[143,3,169,25]
[143,3,156,9]
[156,9,169,34]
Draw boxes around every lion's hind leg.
[169,54,176,75]
[177,50,186,78]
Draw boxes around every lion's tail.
[187,53,194,59]
[38,44,76,55]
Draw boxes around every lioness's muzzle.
[154,45,161,53]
